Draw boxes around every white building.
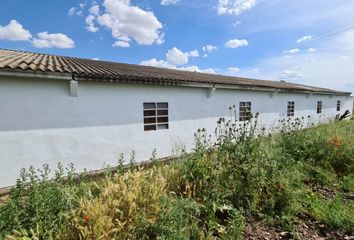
[0,49,352,187]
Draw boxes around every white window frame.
[143,102,169,131]
[336,100,341,112]
[317,101,322,114]
[239,101,252,121]
[287,101,295,117]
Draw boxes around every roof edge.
[0,68,351,96]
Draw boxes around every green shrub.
[153,197,203,240]
[341,174,354,192]
[1,110,354,238]
[0,163,95,239]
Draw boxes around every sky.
[0,0,353,93]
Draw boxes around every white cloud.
[228,67,241,73]
[202,45,218,53]
[0,20,32,41]
[279,66,305,80]
[141,58,175,69]
[225,39,248,48]
[68,3,85,16]
[155,33,165,45]
[85,15,99,32]
[68,7,77,16]
[32,32,75,48]
[112,40,130,47]
[88,0,163,46]
[296,35,312,43]
[179,65,216,74]
[161,0,180,5]
[166,47,199,65]
[308,48,316,53]
[217,0,256,15]
[239,30,354,93]
[89,5,100,15]
[233,20,242,27]
[141,59,216,74]
[141,47,215,74]
[283,48,300,55]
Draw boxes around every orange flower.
[330,134,341,147]
[83,215,91,223]
[334,134,341,147]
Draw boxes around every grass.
[0,111,353,239]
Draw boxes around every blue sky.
[0,0,353,93]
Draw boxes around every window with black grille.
[287,101,295,117]
[337,100,341,112]
[239,102,252,121]
[143,102,169,131]
[317,101,322,114]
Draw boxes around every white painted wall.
[0,76,352,187]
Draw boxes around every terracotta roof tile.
[0,48,350,95]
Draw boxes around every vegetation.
[0,109,353,239]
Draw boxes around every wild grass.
[0,110,353,239]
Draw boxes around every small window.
[143,102,169,131]
[337,100,341,111]
[239,102,252,121]
[287,101,295,117]
[317,101,322,114]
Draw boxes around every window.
[143,102,169,131]
[337,100,341,111]
[317,101,322,114]
[239,102,252,121]
[287,101,295,117]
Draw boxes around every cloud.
[85,15,99,32]
[141,59,216,74]
[0,20,32,41]
[225,39,248,48]
[86,0,164,46]
[228,67,241,73]
[217,0,256,15]
[308,48,316,53]
[202,45,218,53]
[89,5,100,15]
[283,48,300,55]
[141,58,175,69]
[233,20,242,26]
[279,66,305,80]
[85,16,98,32]
[112,40,130,47]
[161,0,180,5]
[68,3,85,16]
[296,35,312,43]
[179,65,216,74]
[239,30,354,93]
[32,32,75,48]
[68,7,77,16]
[166,47,199,65]
[141,47,215,74]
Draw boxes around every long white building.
[0,49,352,187]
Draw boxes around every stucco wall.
[0,76,352,187]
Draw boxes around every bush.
[153,197,203,239]
[1,110,354,239]
[60,167,167,239]
[0,164,94,239]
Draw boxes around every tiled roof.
[0,49,350,95]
